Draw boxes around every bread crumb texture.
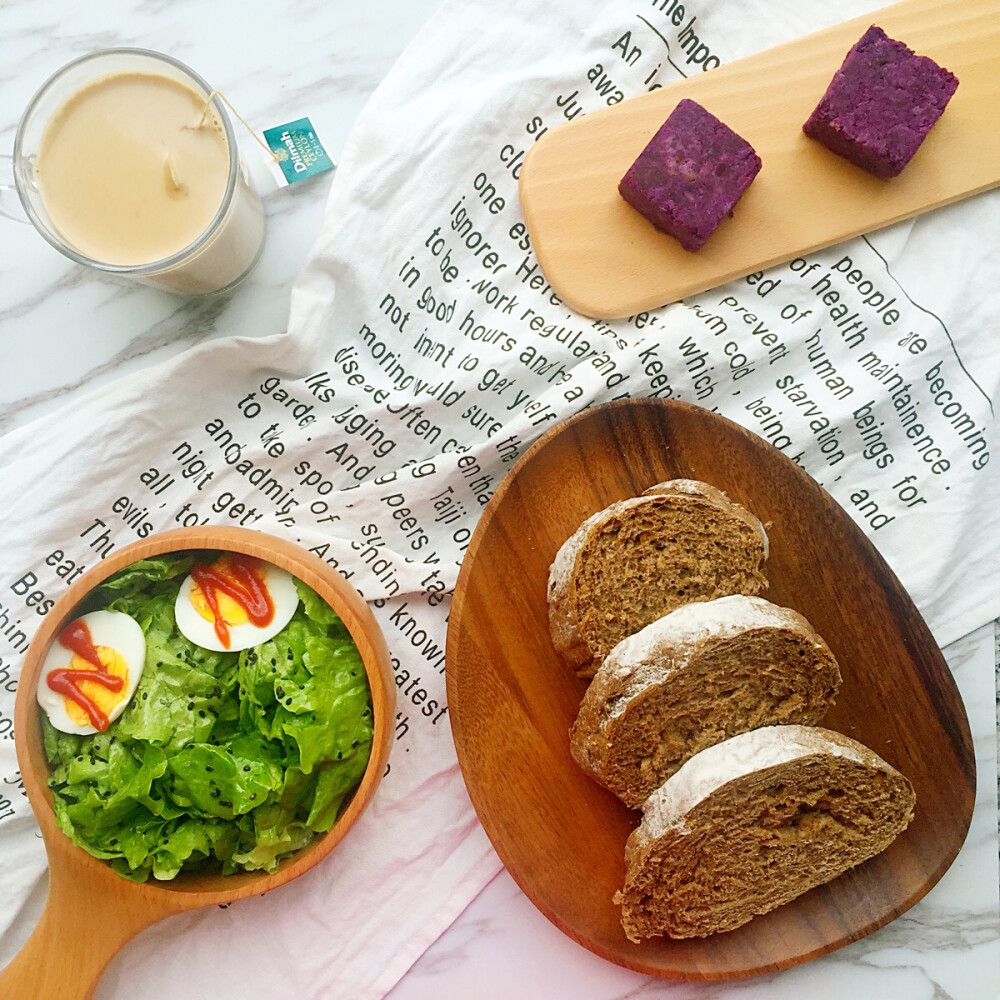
[570,595,842,808]
[547,480,768,678]
[617,726,916,940]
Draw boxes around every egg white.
[37,609,146,735]
[174,558,299,653]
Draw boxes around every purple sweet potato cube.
[803,25,959,178]
[618,99,761,251]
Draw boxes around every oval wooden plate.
[446,399,974,979]
[518,0,1000,318]
[2,526,395,1000]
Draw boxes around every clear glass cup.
[0,48,266,295]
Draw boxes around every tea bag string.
[195,90,278,163]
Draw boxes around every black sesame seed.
[243,765,251,772]
[205,765,214,772]
[198,710,206,718]
[249,793,257,801]
[211,788,221,798]
[270,658,276,666]
[284,697,292,706]
[286,651,294,661]
[187,702,194,711]
[219,800,232,808]
[336,751,343,760]
[142,693,148,701]
[351,740,359,748]
[275,686,285,699]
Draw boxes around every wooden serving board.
[518,0,1000,319]
[446,399,975,979]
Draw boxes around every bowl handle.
[0,838,188,999]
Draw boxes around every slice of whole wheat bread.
[547,480,768,678]
[570,595,842,808]
[615,725,916,940]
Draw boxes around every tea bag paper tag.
[262,118,335,186]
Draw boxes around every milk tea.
[34,70,264,292]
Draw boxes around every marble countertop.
[0,2,997,998]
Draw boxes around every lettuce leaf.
[42,555,373,882]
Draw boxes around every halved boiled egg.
[37,609,146,735]
[174,553,299,653]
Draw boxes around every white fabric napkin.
[0,0,997,997]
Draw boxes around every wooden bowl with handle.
[0,526,395,1000]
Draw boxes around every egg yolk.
[63,647,131,728]
[188,555,267,627]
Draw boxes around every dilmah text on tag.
[263,118,335,185]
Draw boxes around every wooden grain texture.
[518,0,1000,318]
[446,398,975,979]
[2,526,395,1000]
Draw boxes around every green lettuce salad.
[41,552,373,882]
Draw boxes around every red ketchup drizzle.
[47,619,125,731]
[190,555,274,649]
[58,619,104,669]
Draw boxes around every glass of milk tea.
[5,49,265,294]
